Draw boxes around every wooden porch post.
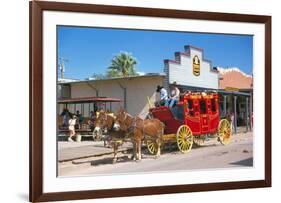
[223,95,227,117]
[234,96,237,134]
[246,97,249,131]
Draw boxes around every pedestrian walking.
[68,115,77,142]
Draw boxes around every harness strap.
[123,113,158,142]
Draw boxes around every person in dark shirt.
[76,110,84,125]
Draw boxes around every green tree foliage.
[106,52,138,78]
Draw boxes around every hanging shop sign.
[193,55,200,76]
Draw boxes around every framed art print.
[30,1,271,202]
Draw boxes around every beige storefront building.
[58,74,165,118]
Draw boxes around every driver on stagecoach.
[156,85,169,106]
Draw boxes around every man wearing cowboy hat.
[156,85,169,106]
[169,81,180,107]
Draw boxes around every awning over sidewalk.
[58,97,121,104]
[218,89,250,96]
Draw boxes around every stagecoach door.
[199,100,209,133]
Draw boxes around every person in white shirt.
[169,82,180,107]
[156,85,169,106]
[68,115,77,142]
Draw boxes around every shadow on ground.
[230,157,253,167]
[90,156,132,166]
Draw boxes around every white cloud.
[137,71,146,76]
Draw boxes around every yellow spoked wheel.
[218,119,232,145]
[146,139,158,155]
[176,125,193,153]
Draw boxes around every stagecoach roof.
[58,97,121,104]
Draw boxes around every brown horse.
[93,110,115,146]
[93,110,113,134]
[93,109,127,163]
[113,108,165,161]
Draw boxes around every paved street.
[58,132,253,177]
[58,139,132,162]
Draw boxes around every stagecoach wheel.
[176,125,193,153]
[218,119,232,145]
[146,139,158,155]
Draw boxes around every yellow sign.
[193,55,200,76]
[225,87,239,91]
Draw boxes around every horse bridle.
[116,112,131,131]
[96,113,113,132]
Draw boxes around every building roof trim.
[58,73,166,84]
[164,45,218,73]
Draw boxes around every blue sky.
[57,26,253,80]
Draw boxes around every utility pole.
[59,57,68,79]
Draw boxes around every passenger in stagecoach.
[156,85,168,107]
[168,81,180,108]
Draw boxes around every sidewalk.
[58,140,133,162]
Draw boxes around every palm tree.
[107,52,138,78]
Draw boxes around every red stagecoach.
[147,91,232,154]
